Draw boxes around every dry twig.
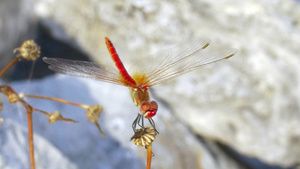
[0,40,105,169]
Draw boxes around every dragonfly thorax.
[130,87,158,118]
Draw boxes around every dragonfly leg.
[132,114,142,132]
[139,116,144,128]
[132,114,159,134]
[148,118,159,134]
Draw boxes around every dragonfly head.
[140,100,158,118]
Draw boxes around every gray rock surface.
[1,76,245,169]
[1,0,300,168]
[0,0,36,77]
[31,0,300,167]
[0,118,78,169]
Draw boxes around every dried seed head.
[49,111,63,123]
[14,40,40,61]
[49,111,76,124]
[0,85,20,103]
[131,127,157,147]
[8,93,19,103]
[86,104,105,137]
[86,104,103,123]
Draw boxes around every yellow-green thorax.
[130,87,150,107]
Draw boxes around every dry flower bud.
[8,93,19,103]
[49,111,76,124]
[86,104,103,122]
[86,104,105,136]
[131,127,156,147]
[0,85,20,103]
[14,40,40,61]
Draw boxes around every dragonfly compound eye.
[150,101,158,111]
[140,101,150,113]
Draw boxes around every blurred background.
[0,0,300,169]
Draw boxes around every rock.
[1,75,245,169]
[0,118,78,169]
[0,0,37,80]
[2,77,144,169]
[31,0,300,167]
[1,0,300,168]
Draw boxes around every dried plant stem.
[24,94,89,109]
[0,57,20,78]
[18,99,36,169]
[94,121,106,137]
[146,144,152,169]
[25,105,35,169]
[32,108,51,116]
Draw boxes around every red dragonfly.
[43,37,237,133]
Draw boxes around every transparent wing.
[129,40,237,87]
[43,57,126,86]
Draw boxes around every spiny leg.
[140,116,144,127]
[132,114,159,134]
[148,118,159,134]
[132,114,142,132]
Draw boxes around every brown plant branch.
[24,94,89,109]
[146,144,152,169]
[0,39,106,169]
[25,103,35,169]
[0,85,36,169]
[24,95,105,136]
[0,57,20,78]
